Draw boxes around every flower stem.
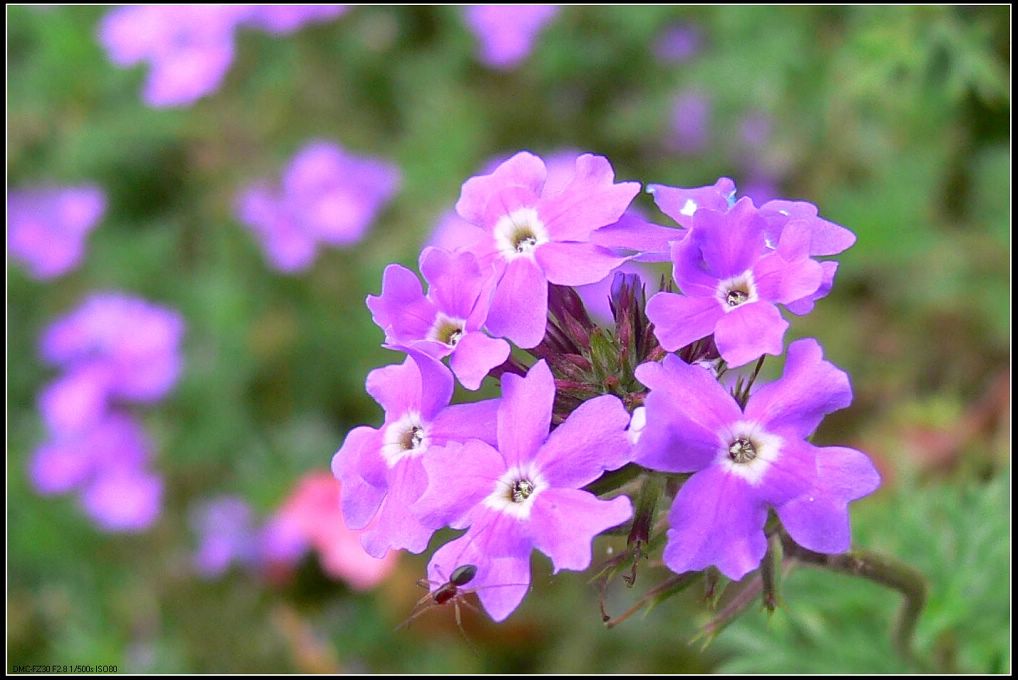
[603,571,701,629]
[779,533,928,663]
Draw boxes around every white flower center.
[483,464,545,519]
[627,407,647,445]
[715,420,783,485]
[493,207,549,260]
[428,314,466,348]
[381,411,430,467]
[715,270,758,312]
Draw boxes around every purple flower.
[30,411,162,533]
[646,198,823,366]
[98,5,248,107]
[80,468,163,533]
[245,5,348,34]
[191,496,260,577]
[454,152,639,347]
[40,293,185,404]
[463,5,559,69]
[8,185,106,279]
[367,248,510,390]
[331,351,500,558]
[654,23,703,64]
[669,89,711,155]
[29,411,149,496]
[413,360,634,621]
[633,339,879,580]
[236,141,400,273]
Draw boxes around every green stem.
[604,571,701,629]
[583,463,643,497]
[780,533,927,664]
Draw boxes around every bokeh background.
[7,5,1010,674]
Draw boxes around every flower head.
[414,360,634,621]
[453,152,639,347]
[237,141,400,273]
[646,198,824,366]
[332,351,500,558]
[634,339,879,579]
[40,293,185,405]
[367,248,509,390]
[191,496,260,577]
[8,185,106,280]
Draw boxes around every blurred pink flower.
[463,5,559,69]
[8,185,105,280]
[267,473,397,590]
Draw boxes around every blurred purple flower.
[80,468,163,533]
[414,360,633,621]
[40,293,185,405]
[8,185,106,280]
[669,89,711,155]
[30,411,150,496]
[245,5,348,34]
[654,22,703,64]
[464,5,559,69]
[739,111,773,150]
[98,5,347,107]
[633,339,879,579]
[236,141,400,273]
[98,5,248,107]
[191,496,260,578]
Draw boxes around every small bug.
[396,564,483,639]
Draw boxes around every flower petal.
[529,489,632,572]
[420,247,490,320]
[663,466,768,580]
[691,198,766,278]
[744,338,852,438]
[450,332,511,390]
[777,447,880,554]
[430,398,501,446]
[536,154,640,241]
[456,152,547,227]
[360,458,434,558]
[534,395,633,487]
[497,360,554,467]
[648,178,735,228]
[416,440,507,528]
[646,291,723,352]
[332,426,387,527]
[535,241,630,287]
[485,256,548,348]
[713,301,787,367]
[590,213,682,262]
[366,264,436,344]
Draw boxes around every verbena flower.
[236,141,400,273]
[463,5,559,69]
[264,473,397,589]
[653,22,703,64]
[453,151,639,347]
[191,496,260,578]
[646,198,824,366]
[29,411,162,533]
[413,360,634,621]
[669,89,711,155]
[367,247,509,390]
[40,292,185,406]
[8,185,106,280]
[633,339,880,579]
[332,351,500,558]
[245,5,348,34]
[98,5,346,107]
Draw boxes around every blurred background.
[7,5,1010,673]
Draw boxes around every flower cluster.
[236,141,401,273]
[29,293,184,532]
[97,5,348,107]
[333,150,879,622]
[192,474,396,589]
[8,185,106,280]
